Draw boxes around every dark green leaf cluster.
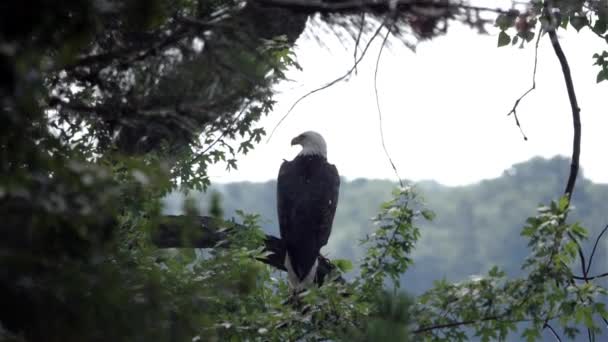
[593,50,608,83]
[1,0,302,340]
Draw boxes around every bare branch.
[412,315,502,334]
[373,25,404,188]
[545,19,581,202]
[353,12,366,74]
[544,322,563,342]
[190,99,253,165]
[586,224,608,275]
[506,26,543,141]
[266,20,386,141]
[572,272,608,281]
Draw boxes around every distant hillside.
[163,156,608,294]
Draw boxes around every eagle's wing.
[317,163,340,247]
[277,160,294,240]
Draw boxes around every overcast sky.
[208,12,608,186]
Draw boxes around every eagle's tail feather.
[284,252,318,292]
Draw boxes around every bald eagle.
[277,131,340,291]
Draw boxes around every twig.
[586,23,607,40]
[506,27,543,141]
[190,99,253,164]
[414,309,565,336]
[572,272,608,281]
[412,315,502,334]
[373,25,404,188]
[353,12,366,75]
[266,21,386,142]
[586,224,608,275]
[544,322,563,342]
[588,327,595,342]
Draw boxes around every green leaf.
[593,302,607,318]
[495,10,518,30]
[498,31,511,47]
[558,196,569,211]
[564,241,578,259]
[597,69,608,83]
[334,259,353,273]
[523,30,535,42]
[593,17,607,34]
[522,327,541,342]
[560,15,569,29]
[570,15,589,32]
[421,209,435,221]
[570,223,588,238]
[512,35,519,46]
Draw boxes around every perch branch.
[151,215,339,285]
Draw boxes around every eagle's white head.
[291,131,327,158]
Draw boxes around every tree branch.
[412,315,502,334]
[373,24,404,188]
[151,215,339,285]
[542,3,587,295]
[546,18,581,202]
[506,26,543,141]
[544,322,563,342]
[572,272,608,281]
[266,19,386,141]
[255,0,510,15]
[586,224,608,275]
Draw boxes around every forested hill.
[163,156,608,294]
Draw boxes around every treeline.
[164,156,608,293]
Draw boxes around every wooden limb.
[255,0,510,15]
[151,215,338,285]
[546,18,581,202]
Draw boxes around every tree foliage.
[1,0,608,341]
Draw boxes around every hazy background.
[166,156,608,295]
